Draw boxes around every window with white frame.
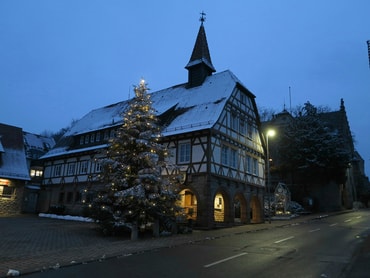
[247,121,253,138]
[221,145,229,166]
[246,156,252,173]
[240,93,246,104]
[252,158,258,175]
[239,118,246,135]
[79,161,89,174]
[54,164,62,177]
[67,162,76,176]
[230,113,238,131]
[178,142,190,163]
[95,162,102,173]
[230,148,237,168]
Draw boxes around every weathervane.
[200,11,206,24]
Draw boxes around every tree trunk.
[131,222,138,240]
[153,219,160,237]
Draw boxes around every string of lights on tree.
[85,80,181,235]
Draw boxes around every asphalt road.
[24,211,370,278]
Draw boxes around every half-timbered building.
[40,20,266,228]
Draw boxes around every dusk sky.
[1,1,369,175]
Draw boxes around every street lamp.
[266,129,276,224]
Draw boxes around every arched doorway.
[177,189,197,221]
[214,193,225,222]
[234,193,247,223]
[250,195,263,223]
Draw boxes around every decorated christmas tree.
[91,80,180,239]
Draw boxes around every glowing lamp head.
[267,129,276,138]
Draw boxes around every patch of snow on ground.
[38,213,94,222]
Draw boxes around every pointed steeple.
[185,12,216,88]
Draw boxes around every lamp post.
[266,129,275,224]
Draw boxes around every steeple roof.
[185,20,216,72]
[185,13,216,88]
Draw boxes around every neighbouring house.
[40,19,266,228]
[263,100,369,212]
[22,132,55,213]
[0,123,55,214]
[0,123,30,214]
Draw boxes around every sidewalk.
[0,211,367,277]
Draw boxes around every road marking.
[309,228,321,233]
[203,252,247,268]
[344,219,352,222]
[330,223,338,226]
[356,216,362,219]
[274,236,294,244]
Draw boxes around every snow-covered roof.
[41,144,108,159]
[0,124,30,181]
[64,101,128,136]
[23,132,55,151]
[42,70,253,159]
[66,70,247,137]
[0,148,30,180]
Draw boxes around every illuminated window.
[30,169,43,177]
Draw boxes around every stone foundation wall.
[0,187,23,215]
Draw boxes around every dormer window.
[80,136,84,145]
[84,135,89,144]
